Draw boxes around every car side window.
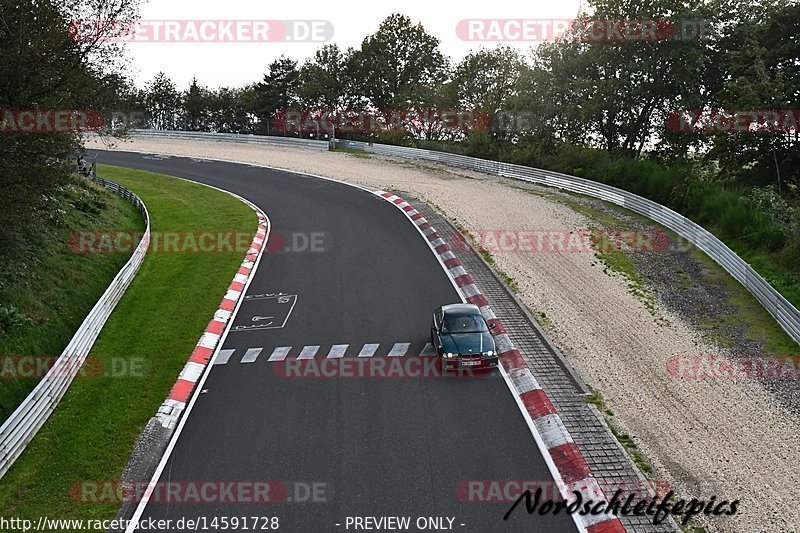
[435,308,444,329]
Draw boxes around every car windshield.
[441,314,488,333]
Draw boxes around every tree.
[515,0,712,157]
[254,56,299,134]
[452,46,525,113]
[297,44,356,110]
[349,14,449,109]
[705,0,799,190]
[143,72,181,130]
[0,0,140,288]
[184,77,210,131]
[208,85,257,133]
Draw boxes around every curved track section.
[94,150,577,533]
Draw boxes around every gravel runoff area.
[86,136,800,533]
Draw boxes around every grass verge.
[585,389,652,476]
[513,184,798,352]
[0,164,256,522]
[329,147,372,159]
[0,175,144,420]
[687,244,799,355]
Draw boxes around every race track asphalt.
[93,150,577,533]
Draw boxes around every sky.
[120,0,585,89]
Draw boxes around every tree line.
[122,3,799,193]
[2,0,799,306]
[107,1,800,291]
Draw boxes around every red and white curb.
[155,198,268,430]
[375,190,626,533]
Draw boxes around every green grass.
[589,229,661,323]
[0,175,144,420]
[0,165,256,522]
[510,185,624,229]
[587,387,710,532]
[584,389,653,476]
[515,184,799,350]
[518,185,665,322]
[446,215,520,293]
[526,305,551,328]
[592,231,639,280]
[688,245,799,355]
[329,147,372,159]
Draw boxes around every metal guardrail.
[349,140,800,345]
[124,130,800,345]
[0,171,150,479]
[129,129,329,150]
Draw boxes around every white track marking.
[213,309,232,322]
[214,349,235,365]
[197,332,221,349]
[298,345,320,359]
[240,347,263,363]
[327,344,348,358]
[120,154,583,533]
[124,179,270,533]
[358,344,380,357]
[268,346,291,362]
[448,266,468,278]
[388,342,410,357]
[420,343,436,356]
[179,362,205,382]
[374,190,588,533]
[224,288,242,301]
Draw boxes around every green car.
[431,303,499,371]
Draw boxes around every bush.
[0,305,32,334]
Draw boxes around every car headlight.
[483,350,495,357]
[443,352,458,359]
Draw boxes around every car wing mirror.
[489,322,497,330]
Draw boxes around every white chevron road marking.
[298,345,320,360]
[327,344,349,358]
[240,347,263,363]
[388,342,411,357]
[358,343,380,357]
[212,342,439,365]
[268,346,292,362]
